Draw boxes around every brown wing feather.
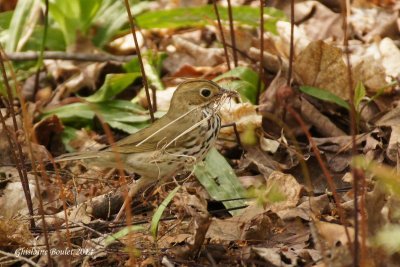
[109,113,194,154]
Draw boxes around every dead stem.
[123,0,155,123]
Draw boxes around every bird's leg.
[114,177,157,221]
[221,122,242,148]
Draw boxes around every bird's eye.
[200,88,212,97]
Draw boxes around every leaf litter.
[0,0,400,266]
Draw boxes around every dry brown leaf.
[296,1,343,41]
[0,179,39,219]
[107,31,144,55]
[171,188,211,259]
[386,125,400,162]
[219,102,262,140]
[0,218,33,249]
[172,36,224,67]
[267,171,303,212]
[294,40,351,100]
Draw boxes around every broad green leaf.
[214,66,261,104]
[105,225,144,245]
[48,0,103,45]
[194,148,246,216]
[42,100,150,134]
[299,86,350,110]
[124,55,165,91]
[93,1,151,47]
[0,11,13,30]
[151,186,180,239]
[84,73,141,103]
[6,0,39,52]
[23,25,66,51]
[136,5,286,34]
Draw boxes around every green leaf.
[84,73,141,103]
[41,100,150,134]
[0,11,13,31]
[194,148,246,216]
[61,126,78,152]
[214,66,261,104]
[354,81,366,111]
[124,54,165,91]
[48,0,103,45]
[151,186,180,239]
[105,225,144,245]
[136,5,286,34]
[299,86,350,110]
[93,1,151,47]
[23,25,66,51]
[6,0,39,52]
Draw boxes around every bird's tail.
[54,151,101,163]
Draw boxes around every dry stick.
[226,0,238,67]
[340,1,361,265]
[287,0,295,86]
[287,106,353,250]
[123,0,154,123]
[0,53,35,228]
[256,0,265,105]
[213,1,231,70]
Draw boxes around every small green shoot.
[151,186,180,239]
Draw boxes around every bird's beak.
[218,88,239,98]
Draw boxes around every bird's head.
[168,79,237,115]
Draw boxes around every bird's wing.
[110,115,192,154]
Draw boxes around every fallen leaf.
[294,40,351,100]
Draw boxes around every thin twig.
[221,122,242,148]
[0,50,35,228]
[123,0,155,123]
[213,1,231,70]
[287,0,295,86]
[287,106,353,251]
[256,0,265,105]
[3,47,54,266]
[226,0,238,67]
[5,51,135,62]
[341,0,361,265]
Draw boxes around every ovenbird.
[56,79,237,218]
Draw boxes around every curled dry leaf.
[172,36,224,67]
[296,1,343,41]
[217,24,254,53]
[0,178,38,219]
[107,31,144,55]
[266,171,302,212]
[272,21,311,59]
[311,221,355,267]
[219,102,262,140]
